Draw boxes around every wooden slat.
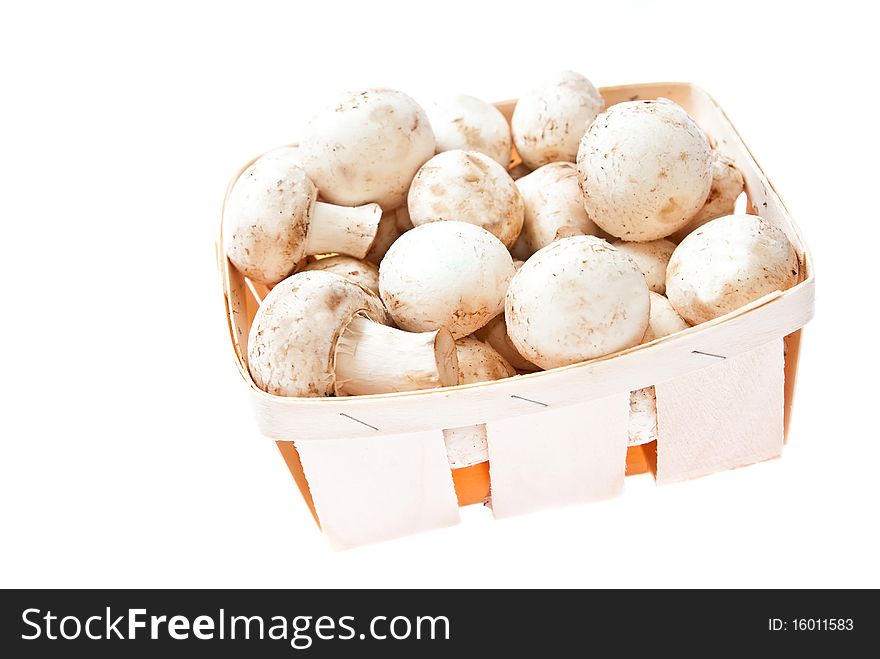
[486,394,629,518]
[654,340,784,484]
[294,430,460,549]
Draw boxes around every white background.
[2,0,878,588]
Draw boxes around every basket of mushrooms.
[219,74,814,549]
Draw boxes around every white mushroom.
[299,88,435,210]
[473,259,538,372]
[628,388,660,448]
[380,221,515,338]
[443,337,516,468]
[474,314,539,372]
[516,162,609,257]
[669,152,745,243]
[577,99,713,241]
[666,214,799,325]
[300,255,380,295]
[511,70,604,170]
[642,291,690,342]
[224,147,382,285]
[248,271,458,397]
[426,94,512,167]
[505,235,650,369]
[455,336,517,384]
[407,150,524,248]
[611,239,676,294]
[629,292,690,446]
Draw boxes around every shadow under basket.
[218,82,815,550]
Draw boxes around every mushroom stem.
[304,202,382,259]
[334,314,459,395]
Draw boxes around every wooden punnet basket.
[219,83,814,549]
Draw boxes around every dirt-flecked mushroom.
[380,221,515,339]
[577,99,713,242]
[511,70,604,170]
[473,260,537,372]
[669,152,745,243]
[407,150,524,248]
[299,88,435,210]
[248,271,458,397]
[642,291,690,343]
[666,214,799,325]
[515,162,609,257]
[224,148,382,285]
[612,239,677,294]
[506,236,651,369]
[300,255,380,295]
[426,94,512,167]
[474,314,538,372]
[628,388,660,447]
[629,292,690,446]
[442,337,517,468]
[455,336,517,384]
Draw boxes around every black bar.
[0,589,874,656]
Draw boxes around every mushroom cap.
[643,292,690,342]
[300,255,381,295]
[299,88,435,209]
[666,214,799,325]
[577,99,713,242]
[473,314,538,372]
[516,162,609,256]
[426,94,512,167]
[511,70,604,170]
[407,150,524,248]
[506,235,650,369]
[455,336,516,384]
[379,221,515,338]
[611,239,676,294]
[224,147,316,285]
[247,271,388,397]
[670,152,745,243]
